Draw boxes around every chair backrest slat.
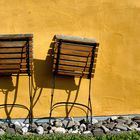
[53,35,99,79]
[0,34,33,75]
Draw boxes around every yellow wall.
[0,0,140,118]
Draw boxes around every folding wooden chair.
[51,35,99,123]
[0,34,33,123]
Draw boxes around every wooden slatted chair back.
[0,34,33,76]
[53,35,99,79]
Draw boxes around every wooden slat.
[60,43,93,52]
[55,36,97,46]
[53,59,91,67]
[0,69,29,73]
[56,49,92,57]
[0,47,32,53]
[0,53,32,59]
[0,41,27,47]
[0,63,32,69]
[53,38,98,78]
[0,34,33,39]
[0,59,32,64]
[54,54,91,62]
[53,65,95,73]
[53,65,90,72]
[0,34,33,75]
[53,70,94,78]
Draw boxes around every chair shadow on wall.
[33,40,92,121]
[0,75,30,123]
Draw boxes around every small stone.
[83,130,92,134]
[68,128,73,133]
[54,127,66,134]
[43,131,49,134]
[65,129,69,133]
[92,128,104,136]
[72,125,79,131]
[41,123,49,131]
[105,122,116,130]
[48,129,54,134]
[74,121,80,127]
[0,123,8,131]
[6,127,16,134]
[52,126,56,131]
[115,119,126,123]
[20,122,26,127]
[49,120,54,126]
[29,123,37,132]
[102,120,107,125]
[62,120,69,128]
[87,124,94,131]
[132,116,140,120]
[118,116,130,120]
[92,118,98,124]
[101,125,110,133]
[135,127,140,131]
[134,120,140,123]
[54,120,63,127]
[93,121,102,128]
[64,120,75,129]
[111,116,118,121]
[36,126,44,134]
[129,122,138,130]
[71,129,79,134]
[115,123,128,131]
[106,118,111,124]
[9,123,15,128]
[15,125,22,134]
[108,130,123,135]
[125,119,133,125]
[79,123,86,132]
[70,117,74,121]
[24,132,34,135]
[0,129,5,135]
[22,127,28,134]
[14,121,21,127]
[115,128,121,132]
[25,124,29,128]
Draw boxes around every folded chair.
[0,34,33,123]
[51,35,99,123]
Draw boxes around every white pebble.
[0,129,5,135]
[135,128,140,131]
[22,127,28,134]
[54,127,66,134]
[71,129,79,134]
[83,130,92,134]
[111,116,118,121]
[36,126,44,134]
[92,118,98,124]
[25,124,29,128]
[14,121,21,127]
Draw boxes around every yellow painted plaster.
[0,0,140,118]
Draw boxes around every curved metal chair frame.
[50,35,99,123]
[0,34,33,124]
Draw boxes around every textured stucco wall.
[0,0,140,118]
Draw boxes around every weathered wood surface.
[53,36,99,79]
[0,34,33,75]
